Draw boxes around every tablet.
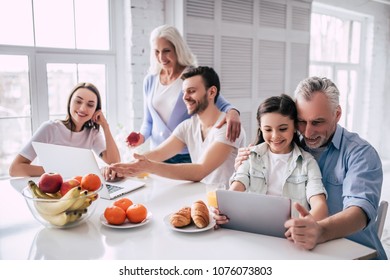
[216,190,291,238]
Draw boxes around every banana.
[34,186,82,215]
[66,211,83,223]
[66,208,87,216]
[46,191,62,199]
[28,180,53,199]
[90,193,99,201]
[67,190,88,211]
[70,199,92,211]
[38,211,72,227]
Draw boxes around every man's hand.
[284,203,323,250]
[216,109,241,142]
[108,153,149,177]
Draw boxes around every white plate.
[163,213,216,233]
[100,212,152,229]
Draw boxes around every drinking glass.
[206,183,226,208]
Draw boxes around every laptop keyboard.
[106,184,123,194]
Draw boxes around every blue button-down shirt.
[304,124,387,260]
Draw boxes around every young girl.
[9,82,120,177]
[215,94,327,226]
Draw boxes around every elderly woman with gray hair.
[127,25,241,163]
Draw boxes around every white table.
[0,175,376,260]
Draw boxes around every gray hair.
[294,76,340,111]
[148,25,198,75]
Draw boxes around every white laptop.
[216,190,291,238]
[32,141,145,200]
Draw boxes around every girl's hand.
[212,207,229,229]
[92,110,108,127]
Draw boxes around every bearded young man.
[108,66,246,187]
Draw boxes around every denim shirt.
[230,142,327,218]
[307,125,387,260]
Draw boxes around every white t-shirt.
[152,77,182,124]
[20,120,106,161]
[266,150,293,196]
[172,112,246,186]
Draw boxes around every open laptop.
[216,190,291,238]
[32,142,145,200]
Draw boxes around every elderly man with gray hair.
[284,76,386,260]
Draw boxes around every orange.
[104,206,126,225]
[72,175,83,184]
[80,173,101,191]
[113,197,133,212]
[126,204,147,223]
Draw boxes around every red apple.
[127,132,140,145]
[38,172,63,193]
[60,179,80,197]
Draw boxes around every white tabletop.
[0,175,376,260]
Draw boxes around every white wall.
[385,41,390,161]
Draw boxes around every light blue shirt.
[305,125,387,260]
[230,142,327,218]
[139,73,234,154]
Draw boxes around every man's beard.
[187,95,209,115]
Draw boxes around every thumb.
[294,202,310,218]
[133,153,145,160]
[215,117,226,129]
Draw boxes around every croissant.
[191,200,209,228]
[170,207,191,228]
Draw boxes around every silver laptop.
[32,141,145,200]
[216,190,291,238]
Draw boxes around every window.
[0,0,120,178]
[309,3,368,130]
[0,0,109,49]
[0,55,32,176]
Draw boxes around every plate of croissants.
[164,200,216,233]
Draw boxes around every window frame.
[309,3,371,132]
[0,0,125,178]
[0,0,122,132]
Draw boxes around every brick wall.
[126,0,164,130]
[114,0,164,158]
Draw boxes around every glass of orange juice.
[206,183,225,208]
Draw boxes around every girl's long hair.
[63,82,102,132]
[254,93,300,146]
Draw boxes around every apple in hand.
[60,179,80,196]
[127,132,140,145]
[38,172,63,193]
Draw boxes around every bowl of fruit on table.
[22,172,102,228]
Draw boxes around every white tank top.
[152,77,182,124]
[266,150,292,196]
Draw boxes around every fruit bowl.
[22,184,101,229]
